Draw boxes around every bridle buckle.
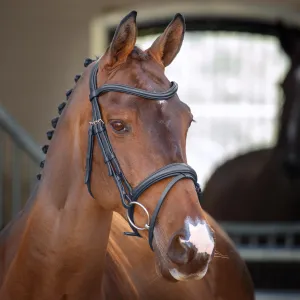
[89,118,104,126]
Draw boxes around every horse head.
[40,11,215,282]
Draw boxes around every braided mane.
[36,58,96,180]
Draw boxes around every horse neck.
[0,81,114,299]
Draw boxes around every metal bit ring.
[126,201,150,231]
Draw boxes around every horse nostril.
[167,234,197,265]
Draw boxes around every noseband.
[85,63,202,251]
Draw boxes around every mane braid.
[36,57,96,180]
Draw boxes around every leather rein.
[85,62,202,251]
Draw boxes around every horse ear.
[104,11,137,67]
[147,13,185,67]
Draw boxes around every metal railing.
[221,222,300,262]
[221,222,300,298]
[255,291,300,300]
[0,106,44,164]
[0,105,44,227]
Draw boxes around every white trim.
[89,1,300,56]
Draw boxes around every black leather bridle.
[85,62,202,251]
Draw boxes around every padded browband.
[90,82,178,101]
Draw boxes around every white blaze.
[180,217,215,255]
[168,217,214,281]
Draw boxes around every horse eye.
[110,120,127,132]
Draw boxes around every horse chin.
[154,256,209,282]
[153,240,210,282]
[169,265,209,281]
[155,261,178,282]
[153,242,177,282]
[153,240,211,282]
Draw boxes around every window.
[137,31,289,184]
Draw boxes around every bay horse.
[201,27,300,222]
[0,11,254,299]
